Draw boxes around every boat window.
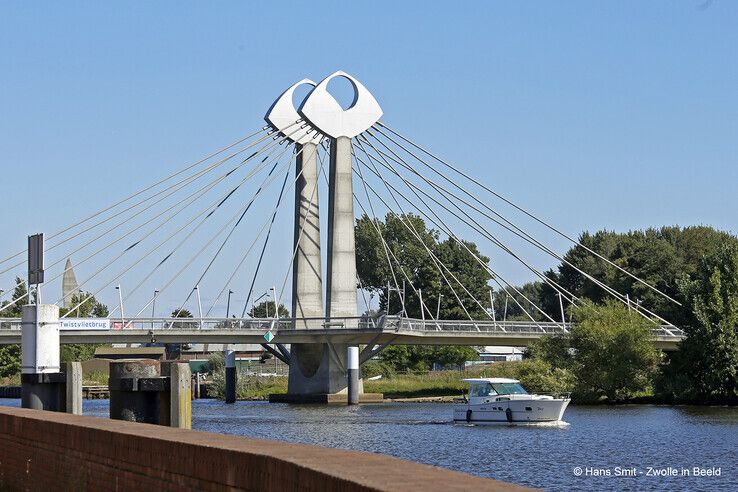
[490,383,528,395]
[469,383,497,397]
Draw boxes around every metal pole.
[152,289,159,330]
[489,290,496,323]
[347,346,359,405]
[436,292,443,320]
[385,282,390,315]
[558,293,566,326]
[265,291,270,318]
[418,289,425,322]
[271,286,278,318]
[224,349,236,404]
[503,294,508,322]
[116,285,124,324]
[226,290,233,318]
[195,285,203,329]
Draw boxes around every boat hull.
[453,398,570,425]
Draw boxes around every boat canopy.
[462,378,520,385]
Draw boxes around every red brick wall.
[0,407,531,491]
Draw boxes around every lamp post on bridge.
[151,289,159,330]
[226,290,234,319]
[194,285,203,330]
[115,285,124,325]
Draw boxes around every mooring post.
[347,346,359,405]
[21,304,66,411]
[169,362,192,429]
[109,360,161,424]
[225,349,236,403]
[194,371,201,399]
[65,361,83,415]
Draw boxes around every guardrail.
[0,315,685,339]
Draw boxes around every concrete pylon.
[61,258,79,309]
[288,142,328,394]
[291,142,324,326]
[326,136,358,320]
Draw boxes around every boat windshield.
[490,383,528,395]
[469,383,497,397]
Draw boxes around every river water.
[2,398,736,491]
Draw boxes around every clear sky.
[1,1,736,317]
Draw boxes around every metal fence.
[0,315,684,339]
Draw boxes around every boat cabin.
[463,378,528,400]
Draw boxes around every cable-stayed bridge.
[0,70,686,398]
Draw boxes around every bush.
[476,359,575,396]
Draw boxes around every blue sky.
[1,1,736,316]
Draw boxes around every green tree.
[569,300,660,401]
[0,278,30,377]
[540,226,738,327]
[169,309,198,329]
[59,291,109,318]
[677,242,738,402]
[248,301,289,318]
[59,291,110,363]
[356,212,492,319]
[379,345,478,372]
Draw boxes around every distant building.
[61,258,80,309]
[476,346,524,363]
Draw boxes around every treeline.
[356,215,738,403]
[516,227,738,404]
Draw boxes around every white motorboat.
[453,378,570,425]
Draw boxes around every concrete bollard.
[65,361,83,415]
[225,350,236,404]
[109,360,162,424]
[347,346,359,405]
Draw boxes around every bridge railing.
[0,316,685,339]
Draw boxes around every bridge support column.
[21,304,66,411]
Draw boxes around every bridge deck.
[0,316,684,350]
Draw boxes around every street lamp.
[77,289,84,317]
[226,289,234,319]
[151,289,159,329]
[115,285,124,324]
[270,286,278,318]
[194,285,203,329]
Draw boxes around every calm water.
[2,398,736,491]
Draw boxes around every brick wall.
[0,407,531,491]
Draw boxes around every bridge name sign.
[59,319,110,331]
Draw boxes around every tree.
[356,212,492,319]
[569,300,660,401]
[0,278,30,377]
[540,226,738,327]
[59,291,110,363]
[677,242,738,402]
[356,212,488,373]
[59,291,109,318]
[379,345,478,372]
[248,301,289,318]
